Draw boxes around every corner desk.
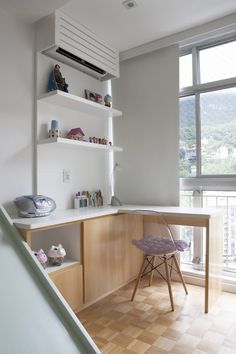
[13,205,223,313]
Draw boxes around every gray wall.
[0,8,111,213]
[112,44,179,206]
[0,9,34,214]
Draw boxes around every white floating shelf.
[37,90,122,118]
[46,260,80,274]
[37,137,123,152]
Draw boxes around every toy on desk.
[74,190,103,208]
[96,190,103,207]
[66,127,85,141]
[48,64,69,93]
[33,249,48,269]
[74,191,89,209]
[104,94,112,107]
[47,244,66,266]
[48,120,62,138]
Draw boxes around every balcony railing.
[180,191,236,273]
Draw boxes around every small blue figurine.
[48,64,69,93]
[104,94,112,107]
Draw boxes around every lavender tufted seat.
[132,236,189,256]
[131,211,190,311]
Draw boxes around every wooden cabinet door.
[83,214,142,303]
[49,263,83,313]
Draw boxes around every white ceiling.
[1,0,236,52]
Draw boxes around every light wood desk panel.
[119,207,223,313]
[13,205,223,313]
[83,214,143,304]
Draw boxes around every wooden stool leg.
[131,255,146,301]
[164,257,174,311]
[173,253,188,294]
[149,256,156,287]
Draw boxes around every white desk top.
[12,206,119,229]
[12,205,221,230]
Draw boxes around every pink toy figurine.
[34,249,48,268]
[66,127,85,141]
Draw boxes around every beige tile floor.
[77,278,236,353]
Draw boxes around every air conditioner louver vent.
[36,10,119,81]
[56,47,106,75]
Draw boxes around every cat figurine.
[33,249,48,269]
[47,244,66,266]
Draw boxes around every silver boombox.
[14,195,56,218]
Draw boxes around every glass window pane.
[203,191,236,272]
[200,41,236,83]
[179,96,196,177]
[179,54,193,89]
[200,87,236,175]
[179,191,199,266]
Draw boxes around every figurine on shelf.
[48,120,61,138]
[33,249,48,269]
[48,64,69,93]
[85,89,102,104]
[89,136,111,145]
[47,244,66,266]
[66,127,85,141]
[104,94,112,107]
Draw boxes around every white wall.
[36,54,111,209]
[112,44,179,206]
[0,9,113,214]
[0,9,34,214]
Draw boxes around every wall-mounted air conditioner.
[36,10,119,81]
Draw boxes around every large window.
[180,39,236,177]
[179,39,236,278]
